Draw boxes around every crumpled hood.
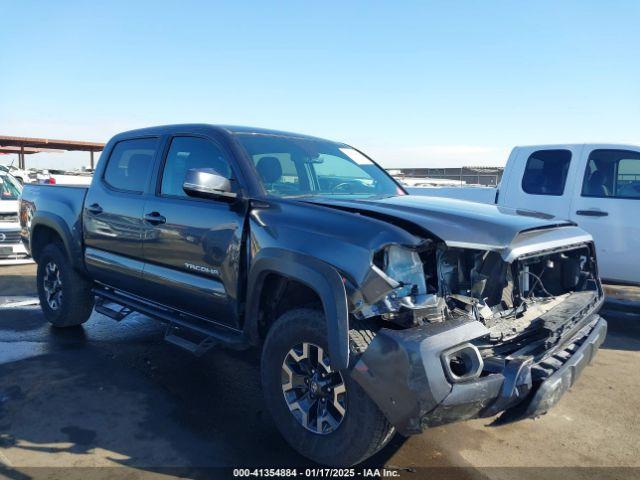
[304,195,581,252]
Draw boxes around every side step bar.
[92,286,247,356]
[164,331,220,356]
[95,297,133,321]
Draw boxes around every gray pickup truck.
[20,124,607,466]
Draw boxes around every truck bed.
[19,183,89,259]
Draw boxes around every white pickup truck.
[407,144,640,286]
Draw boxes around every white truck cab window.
[582,149,640,199]
[521,149,571,196]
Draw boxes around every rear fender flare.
[245,248,350,370]
[30,213,84,271]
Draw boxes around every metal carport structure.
[0,136,105,169]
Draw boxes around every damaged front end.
[349,230,606,435]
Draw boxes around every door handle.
[87,203,103,215]
[576,210,608,217]
[144,212,166,225]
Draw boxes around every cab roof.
[115,124,341,144]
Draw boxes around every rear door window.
[521,149,572,196]
[104,138,158,193]
[582,149,640,199]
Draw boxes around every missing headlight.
[383,245,427,298]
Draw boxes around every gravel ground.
[0,263,638,479]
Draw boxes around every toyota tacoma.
[20,124,607,465]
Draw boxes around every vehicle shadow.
[0,309,395,471]
[600,308,640,352]
[8,299,632,476]
[0,307,491,477]
[0,338,302,469]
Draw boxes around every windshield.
[235,134,403,198]
[0,172,22,200]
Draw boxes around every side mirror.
[182,168,237,199]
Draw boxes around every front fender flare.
[246,248,350,370]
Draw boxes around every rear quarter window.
[521,149,572,196]
[103,138,158,193]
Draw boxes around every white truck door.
[569,146,640,284]
[498,145,583,219]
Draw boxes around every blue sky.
[1,1,639,170]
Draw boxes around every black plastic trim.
[245,247,350,370]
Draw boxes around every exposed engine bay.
[353,239,602,359]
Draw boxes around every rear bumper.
[352,314,607,436]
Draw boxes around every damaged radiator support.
[353,240,601,359]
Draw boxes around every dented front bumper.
[351,315,607,436]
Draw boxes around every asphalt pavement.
[0,263,639,479]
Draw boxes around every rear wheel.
[261,308,394,466]
[37,243,94,327]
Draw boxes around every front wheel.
[261,308,394,466]
[37,243,94,327]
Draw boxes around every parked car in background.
[1,164,94,186]
[20,125,606,465]
[0,164,44,184]
[47,169,93,186]
[28,169,92,186]
[0,170,30,263]
[408,144,640,286]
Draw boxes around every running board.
[92,286,247,356]
[164,329,220,355]
[95,297,133,321]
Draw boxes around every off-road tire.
[37,242,94,327]
[261,308,394,466]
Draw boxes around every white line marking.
[0,296,40,308]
